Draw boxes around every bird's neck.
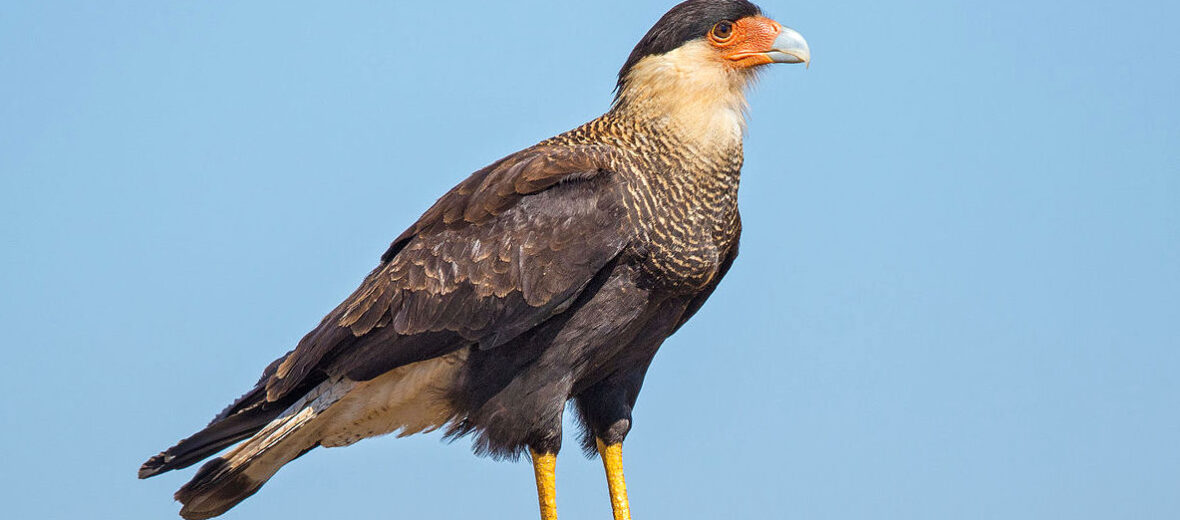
[610,43,753,153]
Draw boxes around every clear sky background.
[2,1,1177,519]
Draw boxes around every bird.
[139,1,809,519]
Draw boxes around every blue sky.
[1,1,1177,519]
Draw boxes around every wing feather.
[263,144,627,401]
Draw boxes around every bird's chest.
[622,166,741,291]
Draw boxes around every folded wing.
[141,143,632,479]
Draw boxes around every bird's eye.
[711,21,734,41]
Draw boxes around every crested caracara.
[140,1,809,519]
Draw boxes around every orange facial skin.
[709,16,785,68]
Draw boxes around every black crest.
[616,0,763,92]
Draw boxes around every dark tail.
[139,387,281,479]
[142,377,352,519]
[171,408,323,520]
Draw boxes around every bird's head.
[612,0,809,142]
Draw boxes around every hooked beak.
[765,26,810,66]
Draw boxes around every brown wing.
[259,144,630,401]
[139,143,634,478]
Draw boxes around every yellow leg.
[530,448,558,520]
[597,439,632,520]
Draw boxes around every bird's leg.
[574,370,644,520]
[596,438,632,520]
[530,448,559,520]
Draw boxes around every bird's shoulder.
[380,141,626,262]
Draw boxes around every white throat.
[614,40,754,150]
